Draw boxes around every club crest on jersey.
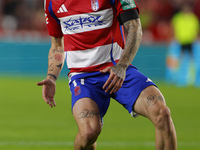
[91,0,99,11]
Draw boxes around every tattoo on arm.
[124,20,139,57]
[52,49,64,54]
[78,109,100,119]
[54,54,63,62]
[147,95,164,106]
[48,48,64,72]
[47,37,64,79]
[118,19,142,67]
[55,37,59,43]
[111,64,126,80]
[56,63,63,69]
[49,56,53,60]
[48,63,54,71]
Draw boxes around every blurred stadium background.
[0,0,200,150]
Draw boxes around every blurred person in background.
[137,0,174,42]
[0,0,47,41]
[166,2,200,87]
[0,0,19,32]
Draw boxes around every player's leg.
[133,85,177,150]
[73,97,102,150]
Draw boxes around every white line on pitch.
[0,141,200,147]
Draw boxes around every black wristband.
[47,74,57,80]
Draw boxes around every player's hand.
[100,64,126,94]
[37,78,56,108]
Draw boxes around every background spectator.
[166,2,200,87]
[0,0,199,42]
[0,0,47,41]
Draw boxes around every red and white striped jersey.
[44,0,139,75]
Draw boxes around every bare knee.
[78,125,101,148]
[152,106,172,132]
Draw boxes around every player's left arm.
[117,18,142,68]
[101,18,143,94]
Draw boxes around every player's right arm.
[37,0,64,108]
[46,37,65,80]
[37,37,65,108]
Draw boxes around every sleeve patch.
[120,0,136,10]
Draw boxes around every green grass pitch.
[0,76,200,150]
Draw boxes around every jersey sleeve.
[44,0,63,37]
[113,0,140,25]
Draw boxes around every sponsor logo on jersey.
[120,0,136,10]
[57,4,68,13]
[63,15,106,31]
[59,8,113,34]
[91,0,99,11]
